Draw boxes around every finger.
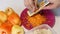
[29,0,38,12]
[29,0,36,11]
[29,0,35,8]
[34,0,38,9]
[24,0,32,11]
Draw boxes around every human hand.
[44,0,60,9]
[24,0,60,12]
[24,0,38,12]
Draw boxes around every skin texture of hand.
[24,0,38,12]
[44,0,60,9]
[24,0,60,12]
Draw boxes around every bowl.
[25,24,56,34]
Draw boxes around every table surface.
[0,0,60,34]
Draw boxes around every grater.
[27,0,49,16]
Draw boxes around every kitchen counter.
[0,0,60,34]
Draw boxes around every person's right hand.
[24,0,38,12]
[44,0,60,9]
